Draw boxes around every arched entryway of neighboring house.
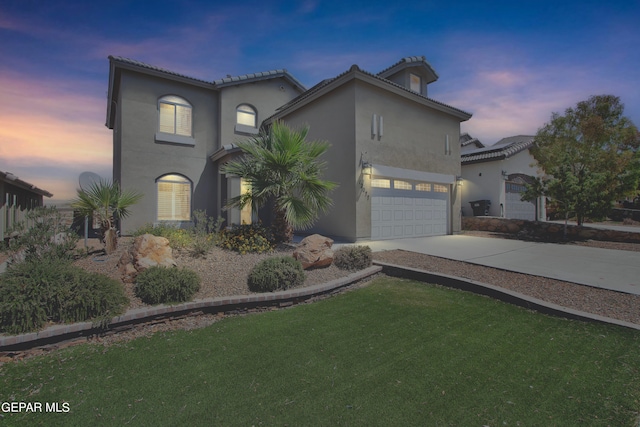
[504,173,541,221]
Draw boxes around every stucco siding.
[115,71,219,233]
[354,80,462,235]
[278,82,358,241]
[461,150,540,218]
[219,79,304,145]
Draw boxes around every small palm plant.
[221,121,337,243]
[71,180,142,254]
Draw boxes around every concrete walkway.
[344,235,640,295]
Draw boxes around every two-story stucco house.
[106,55,472,241]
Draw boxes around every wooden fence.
[0,196,36,241]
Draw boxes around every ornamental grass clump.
[135,266,200,305]
[333,245,372,271]
[247,256,305,292]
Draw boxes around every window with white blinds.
[157,174,191,221]
[158,95,192,137]
[236,104,257,127]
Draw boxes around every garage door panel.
[505,192,535,220]
[371,191,448,240]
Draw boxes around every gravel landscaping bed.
[71,234,640,327]
[73,238,354,311]
[2,234,637,354]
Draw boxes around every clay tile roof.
[213,69,306,92]
[109,56,211,84]
[461,135,535,164]
[268,62,470,122]
[377,55,439,83]
[109,56,306,91]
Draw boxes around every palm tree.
[221,121,337,243]
[71,180,143,254]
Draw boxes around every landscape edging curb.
[375,261,640,331]
[3,261,638,352]
[0,266,382,351]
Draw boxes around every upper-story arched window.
[159,95,192,137]
[236,104,257,128]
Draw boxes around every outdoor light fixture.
[362,161,373,175]
[456,176,463,186]
[501,170,508,180]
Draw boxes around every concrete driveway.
[355,235,640,295]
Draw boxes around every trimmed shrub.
[0,258,128,334]
[247,256,305,292]
[333,245,372,271]
[219,223,275,254]
[135,266,201,305]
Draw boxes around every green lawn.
[1,277,639,426]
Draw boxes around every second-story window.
[159,95,192,137]
[236,104,257,128]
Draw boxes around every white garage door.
[505,182,535,220]
[371,178,449,240]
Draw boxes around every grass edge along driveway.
[1,276,639,426]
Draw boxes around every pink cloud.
[0,72,111,200]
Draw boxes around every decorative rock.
[118,234,176,282]
[293,234,334,270]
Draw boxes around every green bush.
[247,256,305,292]
[4,206,79,263]
[133,212,224,258]
[132,223,193,250]
[333,245,372,270]
[190,211,224,258]
[135,266,201,305]
[0,258,128,334]
[219,223,275,254]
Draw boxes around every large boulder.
[118,234,176,282]
[293,234,334,270]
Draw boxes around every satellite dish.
[78,171,102,191]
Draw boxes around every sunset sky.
[1,0,638,203]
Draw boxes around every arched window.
[158,95,192,137]
[236,104,257,127]
[157,174,191,221]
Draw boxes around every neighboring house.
[460,135,546,221]
[106,55,471,241]
[460,132,485,154]
[1,171,53,239]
